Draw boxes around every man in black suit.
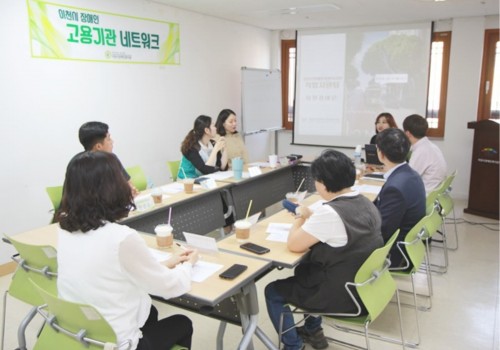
[375,128,426,267]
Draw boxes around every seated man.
[76,121,138,196]
[265,150,383,350]
[375,128,426,267]
[403,114,447,193]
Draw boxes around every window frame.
[281,39,296,130]
[477,29,500,120]
[426,31,451,138]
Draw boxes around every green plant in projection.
[27,0,67,58]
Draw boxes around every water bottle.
[354,145,362,168]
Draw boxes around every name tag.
[248,166,262,177]
[200,178,217,189]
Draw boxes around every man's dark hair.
[78,121,109,151]
[311,149,355,193]
[402,114,428,139]
[376,128,410,164]
[57,151,134,232]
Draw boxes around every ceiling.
[151,0,499,30]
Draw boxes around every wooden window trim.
[281,39,295,130]
[427,31,451,138]
[477,29,500,120]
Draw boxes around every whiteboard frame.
[241,67,283,135]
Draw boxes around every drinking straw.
[295,178,305,195]
[181,167,187,179]
[168,207,172,226]
[245,199,253,220]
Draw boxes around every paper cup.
[154,224,173,248]
[183,179,195,194]
[151,188,163,204]
[268,154,278,168]
[285,192,300,204]
[234,220,251,243]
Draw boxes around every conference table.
[10,159,384,349]
[121,160,309,238]
[11,224,277,350]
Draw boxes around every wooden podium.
[464,119,499,219]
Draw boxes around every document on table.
[161,183,184,194]
[247,162,268,167]
[161,183,202,193]
[203,171,234,180]
[190,260,224,282]
[266,223,293,242]
[148,248,223,282]
[352,184,382,195]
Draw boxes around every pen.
[176,243,188,251]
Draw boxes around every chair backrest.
[426,187,441,215]
[125,165,147,191]
[167,160,180,182]
[31,281,122,350]
[46,186,63,212]
[441,170,457,195]
[423,208,443,239]
[6,234,58,306]
[353,230,399,322]
[396,212,432,272]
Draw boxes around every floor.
[1,199,498,350]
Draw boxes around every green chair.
[46,186,63,223]
[436,170,458,251]
[167,160,181,182]
[279,231,408,350]
[30,280,131,350]
[1,235,58,350]
[125,165,148,191]
[390,211,441,346]
[31,281,187,350]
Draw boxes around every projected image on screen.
[293,22,432,148]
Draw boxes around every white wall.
[0,0,273,263]
[273,16,499,203]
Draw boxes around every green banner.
[27,0,180,64]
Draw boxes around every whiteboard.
[241,67,282,134]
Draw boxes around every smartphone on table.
[240,242,270,255]
[219,264,248,280]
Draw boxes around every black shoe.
[297,326,328,349]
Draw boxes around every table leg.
[217,321,227,350]
[234,283,278,350]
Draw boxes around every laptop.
[364,144,383,166]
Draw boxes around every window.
[477,29,500,120]
[426,31,451,138]
[281,39,296,130]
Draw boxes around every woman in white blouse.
[57,151,198,350]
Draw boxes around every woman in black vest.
[265,150,383,350]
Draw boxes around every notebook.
[364,144,383,165]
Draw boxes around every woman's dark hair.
[311,149,355,193]
[374,112,398,134]
[180,115,212,155]
[376,128,410,164]
[57,151,135,232]
[215,109,237,136]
